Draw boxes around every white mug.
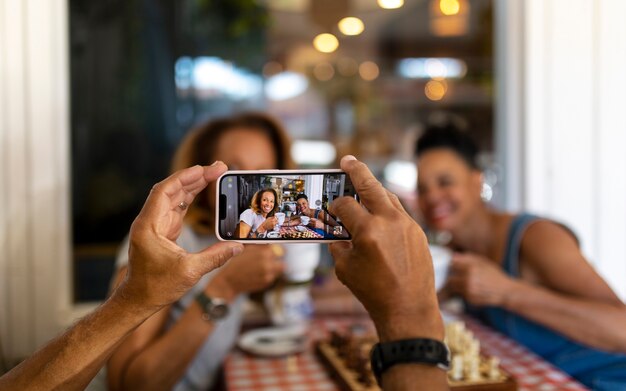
[275,212,286,226]
[300,216,310,226]
[283,243,320,282]
[429,244,452,291]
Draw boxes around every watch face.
[209,303,229,319]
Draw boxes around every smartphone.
[216,169,358,242]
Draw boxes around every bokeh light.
[378,0,404,9]
[313,62,335,81]
[313,33,339,53]
[359,61,380,81]
[338,17,365,36]
[425,79,448,101]
[440,0,461,16]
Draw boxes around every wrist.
[205,274,238,302]
[501,278,525,310]
[109,282,163,319]
[374,305,444,342]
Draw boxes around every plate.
[238,325,308,357]
[295,226,308,232]
[266,231,281,238]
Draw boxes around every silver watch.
[195,292,229,321]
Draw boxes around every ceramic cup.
[300,216,310,226]
[283,243,320,282]
[429,244,452,291]
[275,212,286,226]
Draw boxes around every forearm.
[505,281,626,352]
[0,294,156,391]
[118,278,236,391]
[383,365,449,391]
[119,304,213,391]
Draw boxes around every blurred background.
[69,0,494,302]
[1,0,625,364]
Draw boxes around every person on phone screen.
[290,193,347,238]
[235,188,279,238]
[104,113,289,391]
[415,123,626,388]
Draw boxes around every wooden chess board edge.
[315,341,518,391]
[315,342,380,391]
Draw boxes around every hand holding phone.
[216,170,358,242]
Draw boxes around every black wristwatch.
[370,338,450,385]
[195,291,229,321]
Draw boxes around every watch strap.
[370,338,450,385]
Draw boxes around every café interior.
[1,0,626,390]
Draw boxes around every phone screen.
[217,170,357,241]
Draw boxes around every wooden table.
[224,314,588,391]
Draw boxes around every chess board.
[316,321,517,391]
[279,226,324,239]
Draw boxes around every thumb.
[189,242,244,275]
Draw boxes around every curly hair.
[249,188,279,216]
[170,112,293,232]
[415,123,479,170]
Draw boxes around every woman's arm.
[108,244,284,391]
[449,221,626,352]
[506,221,626,352]
[107,267,235,391]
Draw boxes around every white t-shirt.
[239,208,266,236]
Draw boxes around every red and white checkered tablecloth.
[225,315,589,391]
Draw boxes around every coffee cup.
[283,243,320,282]
[300,216,310,226]
[275,212,286,226]
[429,244,452,291]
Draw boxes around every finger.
[340,156,393,214]
[190,242,244,275]
[329,242,353,281]
[328,196,369,235]
[164,162,228,202]
[385,189,410,217]
[140,163,228,222]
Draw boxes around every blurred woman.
[107,113,291,391]
[415,124,626,389]
[236,188,279,238]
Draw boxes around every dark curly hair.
[415,123,479,170]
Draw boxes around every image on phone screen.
[218,171,357,241]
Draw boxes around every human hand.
[115,163,243,311]
[445,252,517,307]
[329,156,443,341]
[263,217,278,230]
[210,245,284,298]
[309,218,324,229]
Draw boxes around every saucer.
[238,325,308,357]
[295,226,307,232]
[266,231,281,238]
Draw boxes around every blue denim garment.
[466,213,626,390]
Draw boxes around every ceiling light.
[338,17,365,36]
[313,33,339,53]
[378,0,404,9]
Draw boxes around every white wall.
[502,0,626,299]
[0,0,79,362]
